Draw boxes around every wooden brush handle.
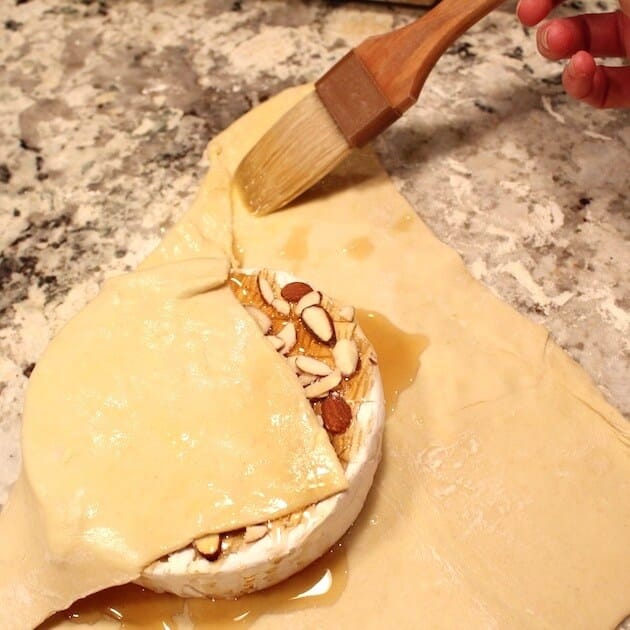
[356,0,506,111]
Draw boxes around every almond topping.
[286,355,300,373]
[272,297,291,316]
[295,355,333,377]
[321,393,353,434]
[303,369,342,399]
[295,290,321,316]
[244,524,268,544]
[298,373,317,386]
[194,534,221,560]
[338,305,355,322]
[245,305,271,334]
[281,281,313,303]
[288,511,302,527]
[332,338,359,377]
[277,322,297,355]
[257,274,275,306]
[301,305,336,345]
[266,335,284,352]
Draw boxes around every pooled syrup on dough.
[280,225,310,266]
[41,545,348,629]
[356,310,427,413]
[342,237,374,260]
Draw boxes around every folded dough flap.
[1,256,346,627]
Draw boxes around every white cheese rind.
[137,271,385,598]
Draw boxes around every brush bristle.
[234,91,351,216]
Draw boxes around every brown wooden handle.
[356,0,506,111]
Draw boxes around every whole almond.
[321,393,353,434]
[281,281,313,303]
[301,305,336,345]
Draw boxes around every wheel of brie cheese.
[137,270,386,599]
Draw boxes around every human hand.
[517,0,630,108]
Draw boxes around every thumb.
[620,0,630,17]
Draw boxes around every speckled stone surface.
[0,0,628,508]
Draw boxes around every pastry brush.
[234,0,505,215]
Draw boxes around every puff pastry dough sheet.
[31,84,630,629]
[212,85,629,630]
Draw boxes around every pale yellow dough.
[0,228,347,625]
[3,85,630,629]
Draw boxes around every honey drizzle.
[342,237,374,260]
[356,310,427,413]
[41,545,348,629]
[280,225,310,266]
[391,213,414,232]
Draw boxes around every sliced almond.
[338,305,355,322]
[266,335,284,352]
[288,511,302,527]
[321,393,353,434]
[245,305,271,334]
[277,322,297,355]
[257,274,275,306]
[332,339,359,377]
[295,355,333,377]
[298,373,318,387]
[244,524,268,544]
[194,534,221,560]
[286,355,300,373]
[281,281,313,303]
[303,369,342,399]
[295,290,321,316]
[272,297,291,317]
[301,305,336,345]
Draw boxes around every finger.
[563,51,630,108]
[517,0,564,27]
[537,12,630,60]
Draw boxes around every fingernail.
[566,56,587,79]
[537,24,550,52]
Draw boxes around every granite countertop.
[0,0,628,504]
